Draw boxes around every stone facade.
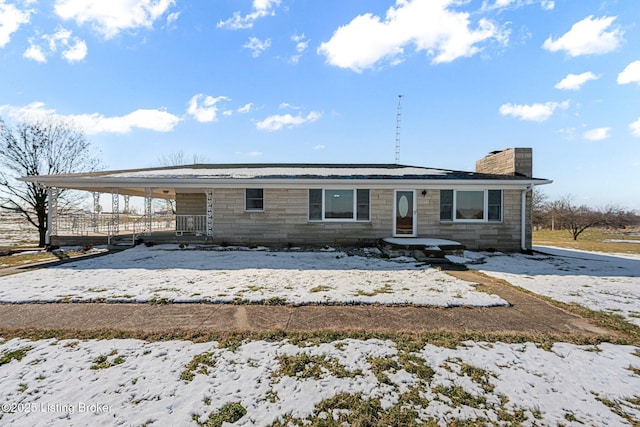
[475,148,533,177]
[175,187,527,251]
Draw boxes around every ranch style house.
[21,148,551,252]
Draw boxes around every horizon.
[1,0,639,210]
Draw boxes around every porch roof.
[20,163,552,198]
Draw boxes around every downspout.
[521,184,533,252]
[45,184,51,246]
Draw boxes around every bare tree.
[549,195,632,240]
[154,150,209,167]
[153,151,210,214]
[0,117,101,247]
[532,189,549,229]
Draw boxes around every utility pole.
[395,94,403,164]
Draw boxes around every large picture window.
[440,189,502,222]
[309,189,370,221]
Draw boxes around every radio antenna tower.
[395,94,403,164]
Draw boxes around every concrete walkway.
[0,269,611,338]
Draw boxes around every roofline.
[20,175,552,188]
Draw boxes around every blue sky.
[1,0,639,210]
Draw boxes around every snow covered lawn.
[0,337,638,426]
[0,245,507,307]
[470,246,640,326]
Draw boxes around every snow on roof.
[106,165,451,179]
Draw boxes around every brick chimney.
[475,148,532,178]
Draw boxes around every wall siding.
[174,188,527,251]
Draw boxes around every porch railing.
[54,213,207,237]
[55,213,176,235]
[175,215,207,235]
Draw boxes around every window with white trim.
[245,188,264,211]
[440,189,502,222]
[309,189,370,221]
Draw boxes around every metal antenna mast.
[395,94,403,164]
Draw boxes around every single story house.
[21,148,551,251]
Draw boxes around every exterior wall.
[416,189,525,252]
[176,193,206,216]
[174,187,527,251]
[210,188,393,246]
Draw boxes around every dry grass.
[533,228,640,254]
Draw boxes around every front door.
[394,190,416,236]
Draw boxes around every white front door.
[393,190,416,237]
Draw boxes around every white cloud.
[23,43,46,62]
[0,0,32,48]
[499,101,569,122]
[481,0,554,11]
[217,0,280,30]
[631,118,640,137]
[0,102,181,134]
[617,60,640,86]
[540,0,554,10]
[237,103,254,113]
[23,27,87,63]
[54,0,176,39]
[165,11,179,29]
[256,111,321,131]
[235,151,263,157]
[289,33,309,63]
[554,72,599,90]
[542,15,623,57]
[583,127,610,141]
[243,37,271,57]
[187,94,230,123]
[318,0,509,72]
[279,102,301,110]
[313,144,325,150]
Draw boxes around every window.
[357,189,370,221]
[308,189,370,221]
[325,189,353,219]
[487,190,502,221]
[245,188,264,211]
[440,190,453,221]
[440,189,502,222]
[309,189,322,220]
[456,191,484,220]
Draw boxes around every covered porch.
[46,186,215,247]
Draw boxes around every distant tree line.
[533,191,639,240]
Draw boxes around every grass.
[192,402,247,427]
[181,352,217,382]
[533,228,640,254]
[0,346,32,366]
[0,248,95,270]
[90,350,125,370]
[273,353,360,380]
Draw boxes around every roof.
[20,163,552,198]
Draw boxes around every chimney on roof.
[475,148,533,178]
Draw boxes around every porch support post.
[206,190,214,237]
[46,187,59,244]
[111,188,120,236]
[92,192,100,232]
[144,187,153,236]
[123,195,130,214]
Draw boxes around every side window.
[356,189,370,221]
[488,190,502,221]
[308,189,322,220]
[440,190,453,221]
[245,189,264,211]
